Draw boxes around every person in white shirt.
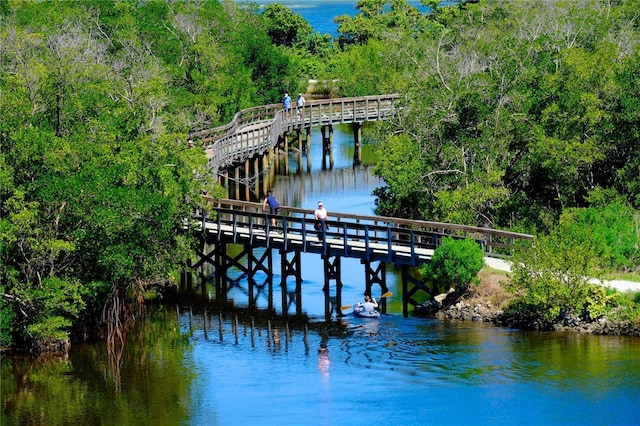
[314,201,327,220]
[296,93,306,118]
[358,295,378,313]
[314,201,328,241]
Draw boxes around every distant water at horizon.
[237,0,438,36]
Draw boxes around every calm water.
[245,0,437,36]
[2,124,639,426]
[3,3,640,425]
[183,313,640,426]
[3,308,639,425]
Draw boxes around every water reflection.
[1,308,194,426]
[3,303,639,425]
[183,308,639,425]
[317,342,330,384]
[4,123,640,425]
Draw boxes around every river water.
[244,0,437,36]
[2,124,639,426]
[3,3,640,425]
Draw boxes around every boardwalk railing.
[190,95,400,175]
[199,198,534,265]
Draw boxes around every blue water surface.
[243,0,436,36]
[184,312,640,426]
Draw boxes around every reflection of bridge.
[275,166,383,209]
[189,198,534,320]
[190,95,399,199]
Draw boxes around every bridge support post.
[352,122,362,166]
[362,260,388,314]
[214,242,228,304]
[180,258,193,291]
[295,130,304,174]
[221,171,229,199]
[280,248,303,318]
[322,255,343,320]
[246,243,273,310]
[303,127,311,172]
[234,168,240,200]
[192,233,216,288]
[261,154,269,195]
[280,133,290,175]
[252,156,260,197]
[401,265,429,317]
[244,158,250,200]
[321,125,334,170]
[193,233,280,310]
[267,147,276,189]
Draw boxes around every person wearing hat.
[296,93,306,118]
[314,201,328,241]
[282,93,292,118]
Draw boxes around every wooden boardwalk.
[200,198,534,266]
[190,95,399,174]
[185,95,536,319]
[189,198,534,319]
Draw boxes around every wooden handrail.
[204,197,533,240]
[191,94,400,174]
[202,197,534,258]
[192,93,535,258]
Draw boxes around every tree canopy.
[2,0,639,351]
[0,0,308,351]
[361,0,640,238]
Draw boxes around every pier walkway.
[189,198,534,319]
[185,95,537,319]
[190,94,399,176]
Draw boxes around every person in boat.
[357,294,378,313]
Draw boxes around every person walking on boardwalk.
[282,93,292,118]
[296,93,306,118]
[262,190,280,228]
[314,201,328,241]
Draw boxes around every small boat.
[353,305,380,318]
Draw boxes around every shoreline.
[413,258,640,337]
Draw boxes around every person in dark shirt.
[262,190,280,227]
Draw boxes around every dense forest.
[1,0,639,352]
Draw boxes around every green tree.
[421,237,484,295]
[369,0,640,236]
[1,0,275,352]
[507,217,610,327]
[610,51,640,208]
[233,24,300,102]
[1,308,193,425]
[373,133,428,218]
[564,190,640,273]
[262,3,313,48]
[335,0,427,47]
[332,39,407,96]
